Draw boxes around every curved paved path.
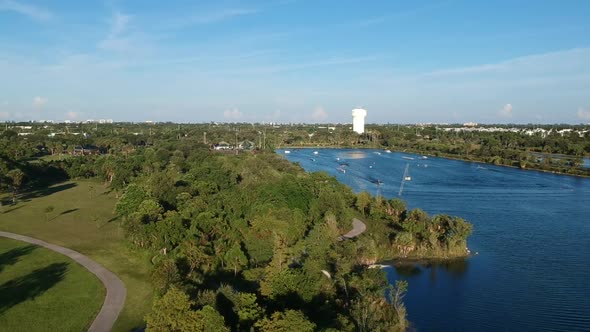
[0,231,126,332]
[338,218,367,240]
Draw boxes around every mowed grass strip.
[0,181,154,332]
[0,237,104,332]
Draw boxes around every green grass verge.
[0,181,154,332]
[0,237,104,332]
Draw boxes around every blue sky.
[0,0,589,124]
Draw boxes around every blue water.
[584,157,590,169]
[280,149,590,331]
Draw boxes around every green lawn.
[0,181,154,332]
[0,237,104,331]
[24,154,72,164]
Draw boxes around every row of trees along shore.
[0,122,476,330]
[2,121,588,176]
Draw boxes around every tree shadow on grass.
[0,262,68,314]
[59,208,79,216]
[19,183,78,201]
[0,245,37,273]
[1,204,26,214]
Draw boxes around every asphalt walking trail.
[0,231,126,332]
[338,218,367,240]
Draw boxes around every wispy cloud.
[98,11,132,51]
[32,96,48,109]
[0,0,53,21]
[578,107,590,121]
[356,1,452,27]
[223,108,243,120]
[191,8,258,24]
[160,7,258,30]
[311,106,328,121]
[245,55,380,74]
[423,47,590,78]
[498,104,513,118]
[66,111,80,120]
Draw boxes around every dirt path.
[0,231,126,332]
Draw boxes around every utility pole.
[235,129,239,155]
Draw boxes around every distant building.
[238,140,255,150]
[72,145,100,155]
[463,122,478,127]
[352,108,367,134]
[214,141,232,150]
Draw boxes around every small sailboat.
[403,163,412,181]
[398,163,411,196]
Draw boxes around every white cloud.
[0,0,53,21]
[311,106,328,122]
[66,111,79,120]
[577,107,590,121]
[32,96,48,108]
[498,103,513,118]
[223,108,243,120]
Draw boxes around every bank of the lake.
[281,148,590,331]
[281,145,590,178]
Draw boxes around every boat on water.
[402,156,415,160]
[403,163,412,181]
[398,163,411,196]
[337,167,346,173]
[313,151,319,155]
[374,151,381,155]
[284,150,291,154]
[385,150,392,153]
[310,158,316,161]
[421,155,428,159]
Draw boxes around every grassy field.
[0,237,104,331]
[0,181,154,332]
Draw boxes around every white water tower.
[352,108,367,134]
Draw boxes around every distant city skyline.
[1,0,589,124]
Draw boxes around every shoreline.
[278,146,590,179]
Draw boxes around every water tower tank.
[352,108,367,134]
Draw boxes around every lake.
[280,148,590,331]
